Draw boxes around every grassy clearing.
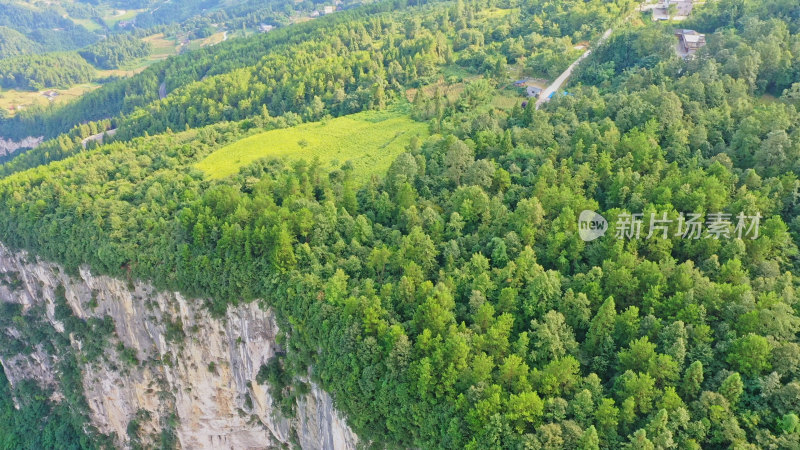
[102,9,142,28]
[187,31,227,51]
[492,92,523,110]
[441,65,475,80]
[760,93,780,104]
[144,31,225,59]
[406,78,467,103]
[291,16,314,25]
[144,33,179,59]
[0,83,100,116]
[70,17,103,32]
[476,7,517,19]
[196,106,429,182]
[96,67,145,78]
[97,33,181,75]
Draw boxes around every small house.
[675,29,706,55]
[323,5,336,14]
[526,86,542,98]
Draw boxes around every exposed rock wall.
[0,243,358,450]
[0,136,42,158]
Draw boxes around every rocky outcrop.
[0,136,42,158]
[0,243,358,450]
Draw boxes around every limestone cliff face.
[0,136,42,158]
[0,244,358,450]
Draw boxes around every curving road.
[536,27,614,109]
[81,129,117,149]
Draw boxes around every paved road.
[536,27,614,109]
[159,82,167,99]
[81,129,117,149]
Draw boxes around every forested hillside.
[0,26,40,59]
[0,2,98,52]
[0,0,623,155]
[78,35,152,69]
[0,53,96,90]
[0,0,351,124]
[1,0,800,448]
[0,3,74,31]
[0,7,356,140]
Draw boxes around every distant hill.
[0,3,71,32]
[0,26,40,60]
[0,3,98,52]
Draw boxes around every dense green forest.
[79,35,152,69]
[0,53,96,90]
[0,2,98,52]
[130,0,339,30]
[133,0,260,29]
[1,0,800,448]
[0,2,74,31]
[0,26,40,59]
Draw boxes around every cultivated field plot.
[196,107,428,182]
[0,83,100,116]
[144,33,179,59]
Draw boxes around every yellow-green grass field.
[492,92,524,110]
[406,79,467,104]
[186,31,227,51]
[69,17,103,32]
[145,33,179,58]
[196,108,429,182]
[144,32,225,61]
[0,83,100,116]
[102,9,143,28]
[477,7,517,20]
